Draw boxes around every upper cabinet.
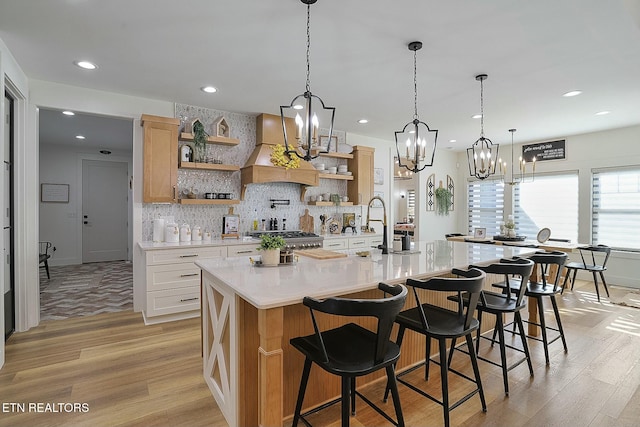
[141,114,180,203]
[347,145,375,205]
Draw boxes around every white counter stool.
[290,282,407,427]
[384,268,487,427]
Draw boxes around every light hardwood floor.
[1,280,639,427]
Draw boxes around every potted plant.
[192,119,208,162]
[504,216,516,237]
[258,234,286,266]
[434,187,453,216]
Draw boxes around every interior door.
[4,93,14,340]
[82,160,128,263]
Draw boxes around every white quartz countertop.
[138,238,260,251]
[196,240,537,310]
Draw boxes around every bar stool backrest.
[578,245,611,269]
[302,283,407,365]
[470,258,534,307]
[405,268,486,331]
[528,251,568,291]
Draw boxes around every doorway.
[4,92,15,340]
[82,160,128,263]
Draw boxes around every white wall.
[455,124,640,287]
[39,144,133,265]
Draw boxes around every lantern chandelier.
[395,41,438,174]
[467,74,499,180]
[280,0,335,161]
[499,128,535,185]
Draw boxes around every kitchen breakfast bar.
[196,240,536,427]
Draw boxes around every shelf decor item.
[212,116,230,138]
[192,119,208,162]
[280,0,336,161]
[467,74,499,180]
[394,41,438,174]
[257,234,286,266]
[434,186,452,216]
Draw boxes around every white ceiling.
[2,0,640,151]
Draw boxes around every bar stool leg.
[600,271,610,297]
[466,333,487,411]
[550,295,568,352]
[385,364,405,427]
[592,271,601,301]
[350,377,356,415]
[341,376,350,427]
[292,358,312,427]
[495,315,510,396]
[439,338,450,427]
[515,311,534,376]
[536,296,550,364]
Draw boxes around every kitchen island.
[197,240,536,427]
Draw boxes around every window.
[592,167,640,251]
[467,179,504,236]
[514,172,579,242]
[407,189,415,221]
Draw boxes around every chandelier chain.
[413,48,419,120]
[479,78,485,138]
[305,3,311,93]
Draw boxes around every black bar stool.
[290,283,408,427]
[384,268,487,427]
[562,244,611,301]
[448,258,535,396]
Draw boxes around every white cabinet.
[323,238,348,250]
[142,246,227,324]
[348,237,370,249]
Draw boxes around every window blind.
[514,173,578,242]
[592,168,640,251]
[467,179,504,236]
[407,189,416,220]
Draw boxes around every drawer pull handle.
[235,250,253,254]
[179,254,199,258]
[180,297,198,302]
[180,273,199,277]
[328,244,341,247]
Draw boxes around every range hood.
[240,113,319,199]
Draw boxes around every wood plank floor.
[1,280,639,427]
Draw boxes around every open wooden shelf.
[180,132,240,146]
[311,151,354,160]
[307,201,353,206]
[178,199,240,205]
[179,161,239,171]
[319,173,354,180]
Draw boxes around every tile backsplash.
[141,104,363,241]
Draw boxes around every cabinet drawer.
[348,238,369,249]
[147,264,201,291]
[323,239,347,250]
[145,246,227,265]
[227,244,260,257]
[146,286,200,317]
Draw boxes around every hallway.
[39,261,133,321]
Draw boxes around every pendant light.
[467,74,499,180]
[395,41,438,174]
[280,0,335,161]
[499,128,535,185]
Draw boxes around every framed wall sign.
[522,139,566,162]
[41,183,69,203]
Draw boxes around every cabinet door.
[347,146,374,205]
[142,115,180,203]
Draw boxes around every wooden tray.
[294,249,347,260]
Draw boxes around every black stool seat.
[384,268,487,427]
[291,323,401,376]
[290,283,408,427]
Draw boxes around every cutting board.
[299,209,314,234]
[295,248,347,260]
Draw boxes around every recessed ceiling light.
[74,60,97,70]
[563,90,582,97]
[201,86,217,93]
[472,114,482,119]
[595,111,610,116]
[75,135,85,140]
[449,139,457,143]
[292,104,304,110]
[357,119,368,124]
[62,111,75,116]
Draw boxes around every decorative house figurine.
[212,116,230,138]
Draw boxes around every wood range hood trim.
[240,113,320,200]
